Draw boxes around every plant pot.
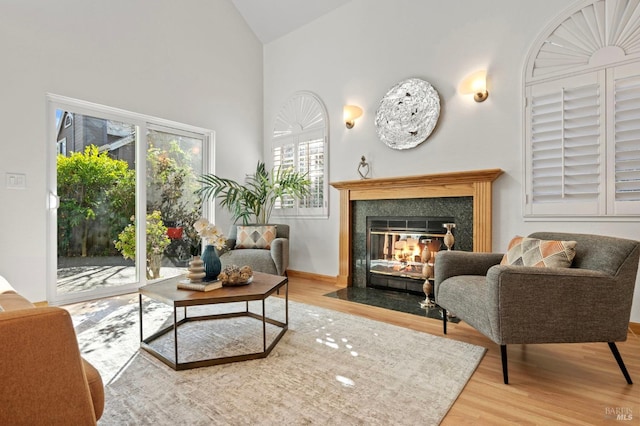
[167,227,183,240]
[147,253,163,280]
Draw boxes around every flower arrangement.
[193,218,226,250]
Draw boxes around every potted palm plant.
[197,161,311,224]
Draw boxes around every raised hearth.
[330,169,503,286]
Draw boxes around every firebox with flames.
[372,233,442,279]
[366,216,454,293]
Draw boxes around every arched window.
[524,0,640,218]
[272,91,329,218]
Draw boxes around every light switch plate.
[6,173,26,189]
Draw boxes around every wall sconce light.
[460,70,489,102]
[344,105,363,129]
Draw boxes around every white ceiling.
[231,0,351,44]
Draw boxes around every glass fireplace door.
[366,216,453,293]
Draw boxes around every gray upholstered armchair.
[434,232,640,384]
[219,224,289,276]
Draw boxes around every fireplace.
[367,216,453,294]
[330,169,503,286]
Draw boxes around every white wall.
[2,0,638,322]
[0,0,263,302]
[264,0,640,322]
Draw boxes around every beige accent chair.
[434,232,639,384]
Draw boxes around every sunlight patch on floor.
[336,375,355,387]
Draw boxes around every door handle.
[48,192,60,209]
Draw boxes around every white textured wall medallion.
[374,78,440,150]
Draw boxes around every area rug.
[91,298,485,425]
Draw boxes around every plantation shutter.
[271,92,329,219]
[297,130,325,214]
[273,139,296,210]
[609,62,640,215]
[272,129,327,217]
[523,0,640,219]
[525,72,605,216]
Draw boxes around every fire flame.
[394,238,425,262]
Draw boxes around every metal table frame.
[139,274,288,371]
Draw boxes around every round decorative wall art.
[374,78,441,150]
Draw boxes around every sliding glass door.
[47,95,213,305]
[54,110,139,301]
[145,126,206,281]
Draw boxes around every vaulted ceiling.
[230,0,351,44]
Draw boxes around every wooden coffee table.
[138,271,288,370]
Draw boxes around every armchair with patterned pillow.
[434,232,639,384]
[219,224,289,276]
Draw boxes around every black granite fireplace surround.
[352,197,473,290]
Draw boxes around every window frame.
[523,0,640,220]
[46,93,215,305]
[271,91,329,219]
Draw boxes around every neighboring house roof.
[56,112,134,154]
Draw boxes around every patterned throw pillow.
[500,236,577,268]
[235,225,277,249]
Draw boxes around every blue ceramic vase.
[201,245,221,281]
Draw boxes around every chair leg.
[608,342,633,384]
[442,308,447,335]
[500,345,509,384]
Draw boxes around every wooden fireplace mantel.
[330,168,503,285]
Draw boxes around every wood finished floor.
[284,275,640,425]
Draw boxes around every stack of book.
[177,279,222,292]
